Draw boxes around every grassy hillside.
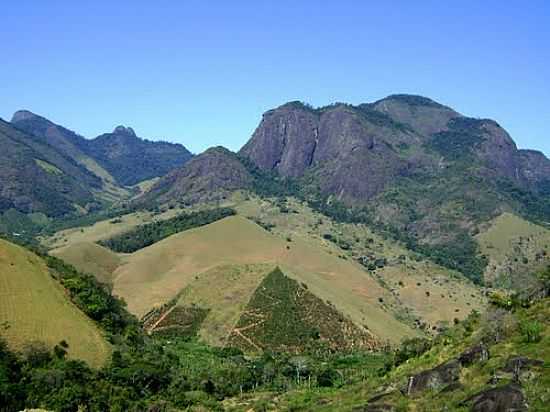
[109,215,415,343]
[235,195,486,333]
[50,241,121,285]
[477,212,550,290]
[0,239,110,367]
[228,295,550,411]
[149,263,275,346]
[47,196,486,345]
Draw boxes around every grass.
[43,206,185,248]
[235,195,485,333]
[228,297,549,411]
[34,158,63,175]
[0,239,111,367]
[110,215,415,343]
[172,263,275,346]
[50,241,121,285]
[44,194,486,346]
[476,212,550,289]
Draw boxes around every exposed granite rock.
[240,95,550,206]
[459,343,490,366]
[240,102,319,178]
[464,384,528,412]
[113,125,136,137]
[405,359,461,395]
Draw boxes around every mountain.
[240,96,550,203]
[133,95,550,283]
[237,95,550,282]
[87,125,192,186]
[0,118,102,217]
[142,146,253,205]
[12,110,193,188]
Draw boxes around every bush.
[520,320,543,343]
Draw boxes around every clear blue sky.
[2,1,549,155]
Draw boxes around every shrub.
[520,320,543,343]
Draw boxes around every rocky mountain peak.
[11,110,49,124]
[112,125,137,137]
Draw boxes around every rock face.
[466,384,528,412]
[240,102,413,202]
[517,149,550,190]
[142,147,253,205]
[240,95,550,205]
[459,344,490,366]
[240,102,319,178]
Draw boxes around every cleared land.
[0,239,110,367]
[171,263,275,346]
[110,215,415,343]
[50,242,121,285]
[47,194,488,345]
[235,196,486,332]
[476,212,550,289]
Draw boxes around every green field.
[0,239,111,367]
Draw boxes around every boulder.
[465,384,527,412]
[459,343,490,366]
[405,359,461,395]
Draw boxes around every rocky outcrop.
[465,384,528,412]
[517,149,550,190]
[240,95,550,205]
[240,102,319,178]
[112,125,136,137]
[405,359,461,395]
[240,102,415,202]
[458,343,490,366]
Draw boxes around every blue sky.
[1,1,549,155]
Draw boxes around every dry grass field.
[0,239,111,367]
[46,193,490,345]
[235,196,486,331]
[476,212,550,288]
[110,215,415,343]
[171,263,275,346]
[50,241,121,285]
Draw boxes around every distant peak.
[376,94,448,109]
[11,110,44,123]
[113,125,136,137]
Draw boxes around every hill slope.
[0,119,102,217]
[12,110,193,187]
[141,146,253,206]
[0,239,110,367]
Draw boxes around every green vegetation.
[98,207,236,253]
[428,117,486,160]
[228,268,375,353]
[383,94,446,108]
[42,255,139,341]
